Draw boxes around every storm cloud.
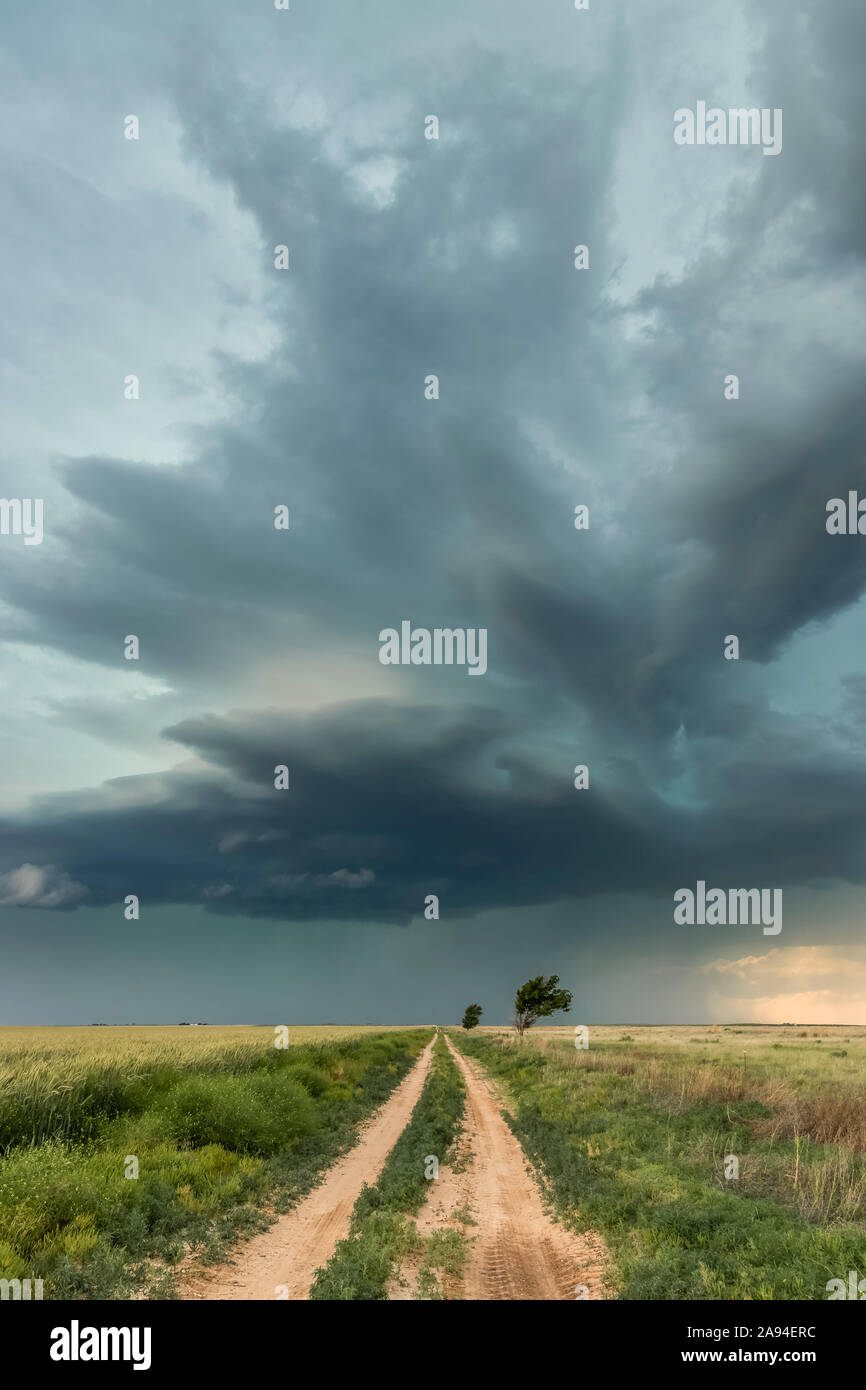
[1,0,865,1019]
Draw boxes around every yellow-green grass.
[0,1025,428,1145]
[0,1026,432,1299]
[488,1025,866,1148]
[477,1022,866,1051]
[0,1023,423,1064]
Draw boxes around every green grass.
[310,1034,465,1300]
[0,1028,432,1298]
[451,1030,866,1300]
[0,1026,414,1151]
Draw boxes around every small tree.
[513,975,572,1037]
[461,1003,482,1030]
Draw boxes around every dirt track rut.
[181,1036,436,1301]
[435,1036,607,1300]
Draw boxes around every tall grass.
[0,1026,403,1101]
[540,1037,866,1155]
[0,1026,411,1151]
[0,1027,432,1298]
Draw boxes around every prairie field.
[456,1023,866,1298]
[2,1021,865,1301]
[0,1024,432,1298]
[481,1021,866,1051]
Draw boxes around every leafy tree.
[513,975,572,1037]
[461,1003,482,1030]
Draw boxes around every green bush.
[158,1073,319,1155]
[281,1063,332,1097]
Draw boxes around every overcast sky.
[1,0,865,1024]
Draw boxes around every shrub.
[281,1063,332,1097]
[158,1073,318,1155]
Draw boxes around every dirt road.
[183,1031,605,1301]
[427,1036,607,1300]
[182,1036,436,1301]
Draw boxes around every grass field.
[4,1021,866,1301]
[0,1023,423,1065]
[0,1024,432,1299]
[455,1023,866,1298]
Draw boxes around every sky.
[1,0,865,1024]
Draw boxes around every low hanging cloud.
[0,863,89,908]
[1,698,866,925]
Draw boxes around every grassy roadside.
[310,1033,465,1300]
[0,1028,432,1299]
[450,1030,866,1300]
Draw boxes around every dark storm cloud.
[1,696,866,923]
[593,0,866,749]
[753,0,866,263]
[0,45,623,683]
[0,700,670,920]
[2,0,866,930]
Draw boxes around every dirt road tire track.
[441,1034,607,1300]
[181,1036,436,1302]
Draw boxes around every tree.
[461,1003,482,1030]
[513,975,573,1037]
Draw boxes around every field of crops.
[0,1024,432,1299]
[0,1023,422,1063]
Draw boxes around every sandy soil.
[407,1035,608,1300]
[181,1036,436,1301]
